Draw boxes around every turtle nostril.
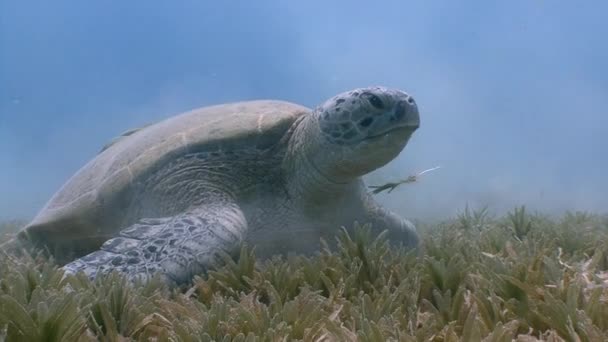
[393,102,406,120]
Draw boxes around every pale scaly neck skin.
[283,115,357,207]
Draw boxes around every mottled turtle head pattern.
[312,86,420,178]
[316,86,419,145]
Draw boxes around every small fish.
[369,166,442,194]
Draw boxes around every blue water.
[1,0,607,220]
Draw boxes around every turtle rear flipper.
[61,200,247,284]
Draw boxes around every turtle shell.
[19,100,309,251]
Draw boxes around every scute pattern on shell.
[22,100,309,238]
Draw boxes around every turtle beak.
[393,97,420,131]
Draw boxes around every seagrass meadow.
[0,207,607,341]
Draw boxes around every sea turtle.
[2,86,421,285]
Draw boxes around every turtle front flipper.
[61,202,247,284]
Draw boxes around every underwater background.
[1,2,608,341]
[1,0,607,221]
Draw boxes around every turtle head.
[309,86,420,181]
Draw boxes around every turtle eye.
[363,93,384,109]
